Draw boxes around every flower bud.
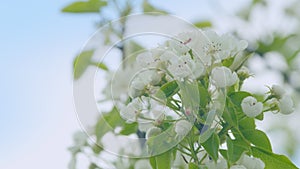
[271,85,286,99]
[211,66,238,88]
[241,96,263,118]
[278,95,294,115]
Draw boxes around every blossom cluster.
[101,29,295,168]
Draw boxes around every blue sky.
[1,0,299,168]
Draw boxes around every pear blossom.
[278,95,294,115]
[271,85,286,98]
[200,30,248,63]
[136,51,157,67]
[211,66,238,88]
[167,55,195,79]
[241,96,263,118]
[237,154,265,169]
[175,120,193,139]
[120,98,143,123]
[129,70,162,98]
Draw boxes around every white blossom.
[237,154,265,169]
[241,96,263,118]
[120,98,143,123]
[230,165,246,169]
[175,120,193,139]
[278,95,294,115]
[211,66,238,88]
[167,55,195,79]
[200,30,248,63]
[129,70,162,98]
[271,85,286,98]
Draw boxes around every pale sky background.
[0,0,299,168]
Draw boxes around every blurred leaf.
[62,0,107,13]
[73,50,108,80]
[73,50,94,79]
[89,163,98,169]
[143,0,168,14]
[201,133,220,162]
[92,144,103,154]
[68,156,76,169]
[188,162,199,169]
[194,21,212,28]
[95,107,124,141]
[252,147,298,169]
[256,35,295,56]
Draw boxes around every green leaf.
[89,163,98,169]
[155,150,173,169]
[188,162,199,169]
[252,147,298,169]
[222,57,235,67]
[238,117,256,130]
[155,81,179,100]
[229,91,252,106]
[73,50,94,79]
[150,156,157,169]
[62,0,107,13]
[143,0,168,14]
[201,133,220,162]
[92,144,103,154]
[198,83,210,109]
[219,149,228,160]
[194,21,212,28]
[119,122,138,135]
[95,107,125,141]
[242,129,272,151]
[227,137,249,163]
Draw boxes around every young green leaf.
[193,21,212,28]
[62,0,107,13]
